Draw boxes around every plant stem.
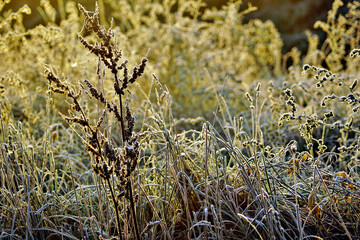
[116,72,141,239]
[128,180,141,240]
[107,178,123,240]
[116,74,126,142]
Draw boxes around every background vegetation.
[1,0,360,239]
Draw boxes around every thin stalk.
[116,73,141,240]
[107,178,123,240]
[127,180,141,240]
[116,74,126,142]
[204,125,209,240]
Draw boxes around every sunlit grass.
[1,0,360,239]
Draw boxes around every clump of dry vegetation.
[1,0,360,239]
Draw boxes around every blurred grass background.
[4,0,340,53]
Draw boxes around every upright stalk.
[127,180,140,240]
[107,178,123,240]
[116,73,141,240]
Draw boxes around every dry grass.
[1,0,360,239]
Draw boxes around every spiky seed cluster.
[350,49,360,58]
[303,63,360,114]
[302,64,335,87]
[78,3,120,73]
[83,79,123,122]
[46,70,86,124]
[78,3,147,96]
[283,88,296,115]
[321,92,360,113]
[120,58,148,95]
[124,105,135,142]
[46,69,118,181]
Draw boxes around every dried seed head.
[284,88,292,97]
[303,64,311,71]
[350,49,360,58]
[245,92,253,102]
[324,110,334,118]
[350,79,358,91]
[256,82,261,92]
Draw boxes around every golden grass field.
[1,0,360,239]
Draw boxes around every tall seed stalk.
[46,3,147,239]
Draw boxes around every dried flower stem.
[116,69,141,240]
[107,178,123,239]
[47,3,146,239]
